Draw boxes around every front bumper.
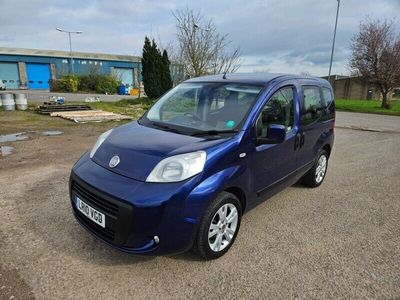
[69,153,203,255]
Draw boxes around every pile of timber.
[50,110,132,123]
[37,104,92,114]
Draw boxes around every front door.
[251,86,298,199]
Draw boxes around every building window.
[82,61,87,65]
[62,59,68,64]
[99,62,103,66]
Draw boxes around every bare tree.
[349,19,400,108]
[173,7,242,77]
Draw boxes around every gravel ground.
[0,112,399,299]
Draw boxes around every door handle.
[300,132,305,147]
[294,133,301,150]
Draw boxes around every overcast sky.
[0,0,399,76]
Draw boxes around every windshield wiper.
[191,129,239,137]
[150,121,182,134]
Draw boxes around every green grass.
[0,110,77,134]
[0,98,158,135]
[335,99,400,116]
[69,97,156,120]
[89,97,156,119]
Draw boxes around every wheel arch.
[224,186,247,214]
[322,144,331,157]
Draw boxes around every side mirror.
[267,124,286,143]
[257,124,286,145]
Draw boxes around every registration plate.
[75,196,106,228]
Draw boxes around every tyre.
[193,192,241,260]
[302,150,329,187]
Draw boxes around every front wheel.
[302,150,329,187]
[193,192,241,260]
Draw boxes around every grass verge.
[0,98,156,134]
[87,97,156,119]
[335,99,400,116]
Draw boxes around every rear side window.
[322,87,334,108]
[301,86,324,125]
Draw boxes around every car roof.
[185,73,329,87]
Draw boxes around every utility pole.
[328,0,340,82]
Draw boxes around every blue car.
[70,73,335,259]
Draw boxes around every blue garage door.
[0,62,20,89]
[26,63,50,89]
[114,68,134,86]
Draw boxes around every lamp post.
[328,0,340,82]
[56,28,82,76]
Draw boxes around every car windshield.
[142,82,263,135]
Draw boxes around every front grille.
[72,181,118,218]
[70,174,134,246]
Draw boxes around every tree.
[173,7,242,77]
[142,37,162,98]
[142,37,174,98]
[349,19,400,109]
[161,49,173,94]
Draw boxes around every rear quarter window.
[322,87,334,108]
[301,86,324,125]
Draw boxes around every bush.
[51,74,119,94]
[57,76,79,93]
[78,74,99,92]
[95,75,119,94]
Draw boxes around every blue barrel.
[118,85,127,95]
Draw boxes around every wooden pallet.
[37,104,92,114]
[50,110,132,123]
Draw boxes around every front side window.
[301,86,324,125]
[257,87,295,138]
[144,82,263,135]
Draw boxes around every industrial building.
[0,47,183,90]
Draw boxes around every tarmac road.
[0,112,399,299]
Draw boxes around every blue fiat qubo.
[70,73,335,259]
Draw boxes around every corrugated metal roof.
[0,47,141,62]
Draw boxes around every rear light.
[333,111,336,133]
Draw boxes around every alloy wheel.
[208,203,238,252]
[315,154,327,183]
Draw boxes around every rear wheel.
[193,192,241,260]
[303,150,329,187]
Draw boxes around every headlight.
[146,151,207,182]
[90,129,113,158]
